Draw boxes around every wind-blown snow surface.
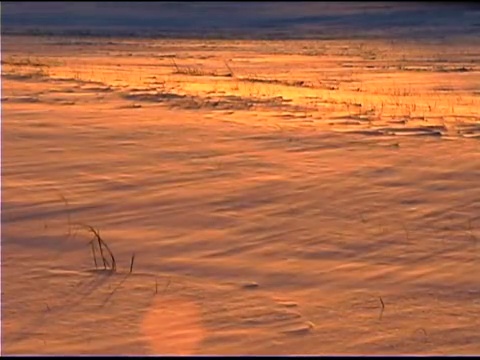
[2,35,480,355]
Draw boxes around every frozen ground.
[1,35,480,355]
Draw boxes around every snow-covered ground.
[2,35,480,355]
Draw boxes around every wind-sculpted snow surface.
[2,34,480,355]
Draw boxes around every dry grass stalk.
[129,253,136,274]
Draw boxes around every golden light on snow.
[2,33,480,355]
[141,296,205,355]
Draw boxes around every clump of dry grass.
[171,58,210,76]
[171,58,233,77]
[2,56,51,79]
[75,223,139,274]
[58,194,136,274]
[81,224,117,272]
